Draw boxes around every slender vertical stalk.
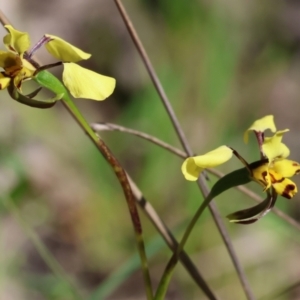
[113,1,255,299]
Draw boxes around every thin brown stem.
[34,61,63,75]
[91,122,186,158]
[0,10,11,27]
[113,2,190,153]
[113,3,255,298]
[60,100,153,300]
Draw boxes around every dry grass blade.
[91,122,187,158]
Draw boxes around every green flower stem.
[35,70,153,300]
[155,167,252,299]
[154,194,213,300]
[2,195,83,300]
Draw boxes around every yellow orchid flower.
[182,115,300,223]
[0,25,115,101]
[0,26,35,90]
[245,116,299,199]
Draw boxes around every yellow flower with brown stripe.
[245,116,300,199]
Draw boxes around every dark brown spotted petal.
[226,193,277,224]
[269,169,297,199]
[249,159,271,190]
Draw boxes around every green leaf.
[227,193,277,224]
[7,82,60,109]
[208,166,251,200]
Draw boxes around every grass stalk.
[113,1,255,299]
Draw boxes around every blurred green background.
[1,0,300,299]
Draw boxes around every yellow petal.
[181,146,233,181]
[181,158,204,181]
[250,162,271,190]
[244,115,276,144]
[271,159,300,178]
[45,34,91,62]
[62,63,116,100]
[263,130,290,161]
[21,57,36,71]
[269,169,297,199]
[13,66,35,89]
[3,25,30,55]
[0,51,21,71]
[0,74,11,90]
